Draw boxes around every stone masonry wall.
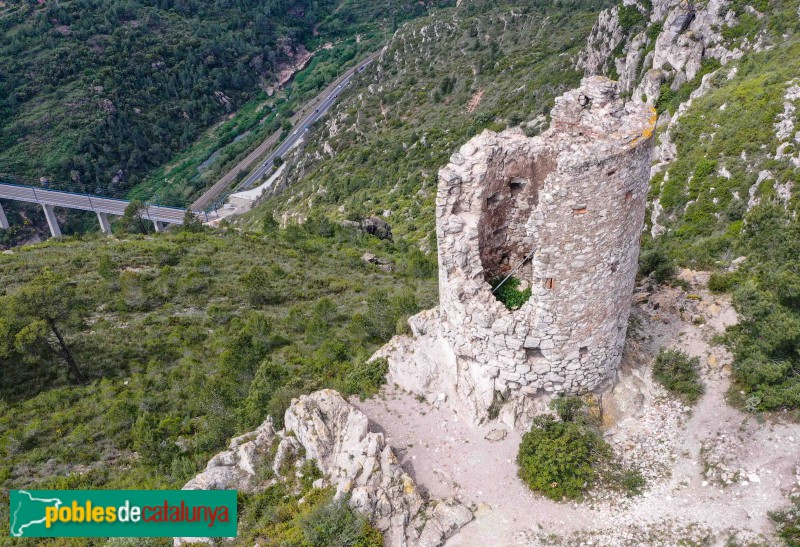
[375,77,656,423]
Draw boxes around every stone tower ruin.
[375,77,656,424]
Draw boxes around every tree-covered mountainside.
[0,0,450,200]
[0,222,437,543]
[247,0,609,245]
[1,0,327,195]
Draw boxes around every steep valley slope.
[2,0,800,545]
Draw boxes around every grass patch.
[652,349,705,404]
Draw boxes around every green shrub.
[770,497,800,547]
[656,58,722,115]
[645,22,663,41]
[639,248,677,284]
[652,349,705,404]
[517,396,645,500]
[517,414,609,501]
[550,395,584,423]
[239,359,289,429]
[491,276,532,310]
[618,4,646,30]
[362,289,419,341]
[340,358,389,399]
[404,248,437,278]
[299,496,383,547]
[708,271,740,293]
[240,266,283,307]
[606,467,647,497]
[727,274,800,411]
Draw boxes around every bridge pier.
[153,221,165,233]
[42,204,62,237]
[97,212,112,234]
[0,202,8,229]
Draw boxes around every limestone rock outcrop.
[176,389,471,546]
[374,77,656,425]
[183,420,276,492]
[576,6,624,76]
[579,0,743,105]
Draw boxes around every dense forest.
[1,0,329,195]
[0,0,451,201]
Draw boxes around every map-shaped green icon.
[10,490,63,537]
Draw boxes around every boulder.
[177,390,472,546]
[417,498,474,547]
[361,216,393,240]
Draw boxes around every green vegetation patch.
[639,248,678,284]
[517,397,644,501]
[0,221,437,541]
[490,276,532,310]
[238,486,382,546]
[655,58,722,116]
[722,208,800,412]
[770,497,800,547]
[641,8,800,414]
[652,349,705,404]
[617,4,646,31]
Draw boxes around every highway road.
[0,51,381,222]
[191,51,378,211]
[236,53,377,192]
[0,182,187,224]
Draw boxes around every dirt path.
[354,271,800,545]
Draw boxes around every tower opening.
[477,152,555,283]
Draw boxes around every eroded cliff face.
[577,0,781,240]
[375,77,655,425]
[578,0,742,100]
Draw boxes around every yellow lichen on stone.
[340,478,354,494]
[403,476,416,495]
[641,107,657,140]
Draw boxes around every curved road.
[194,51,379,211]
[238,53,378,191]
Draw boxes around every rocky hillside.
[255,0,800,410]
[246,0,609,245]
[574,0,800,414]
[577,0,799,259]
[178,389,472,546]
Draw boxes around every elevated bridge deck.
[0,182,195,236]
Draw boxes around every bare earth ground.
[353,271,800,546]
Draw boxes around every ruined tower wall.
[376,77,656,423]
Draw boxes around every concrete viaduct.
[0,182,196,237]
